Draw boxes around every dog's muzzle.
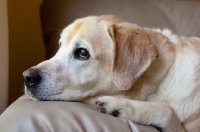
[23,68,41,88]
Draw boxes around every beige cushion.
[0,95,158,132]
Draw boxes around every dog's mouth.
[25,86,63,101]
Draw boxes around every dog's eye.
[74,48,90,60]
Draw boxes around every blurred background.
[0,0,45,114]
[0,0,200,114]
[7,0,45,105]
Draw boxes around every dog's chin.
[26,94,80,102]
[24,86,64,101]
[25,91,57,101]
[25,90,77,102]
[26,93,58,101]
[24,86,88,102]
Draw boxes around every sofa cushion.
[0,95,158,132]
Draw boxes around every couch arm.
[0,95,159,132]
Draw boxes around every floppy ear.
[108,23,159,90]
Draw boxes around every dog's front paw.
[95,96,124,117]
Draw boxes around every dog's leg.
[95,96,185,132]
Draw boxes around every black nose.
[23,69,41,88]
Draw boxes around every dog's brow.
[67,21,85,44]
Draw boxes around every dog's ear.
[108,23,158,90]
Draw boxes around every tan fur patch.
[98,15,125,24]
[110,22,158,90]
[67,21,85,44]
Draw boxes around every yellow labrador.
[23,15,200,132]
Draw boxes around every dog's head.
[23,15,158,102]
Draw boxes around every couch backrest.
[40,0,200,59]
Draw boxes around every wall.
[8,0,45,104]
[0,0,9,113]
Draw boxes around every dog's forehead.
[60,16,103,45]
[59,16,113,63]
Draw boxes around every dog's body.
[23,15,200,132]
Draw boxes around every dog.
[23,15,200,132]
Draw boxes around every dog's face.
[23,15,158,102]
